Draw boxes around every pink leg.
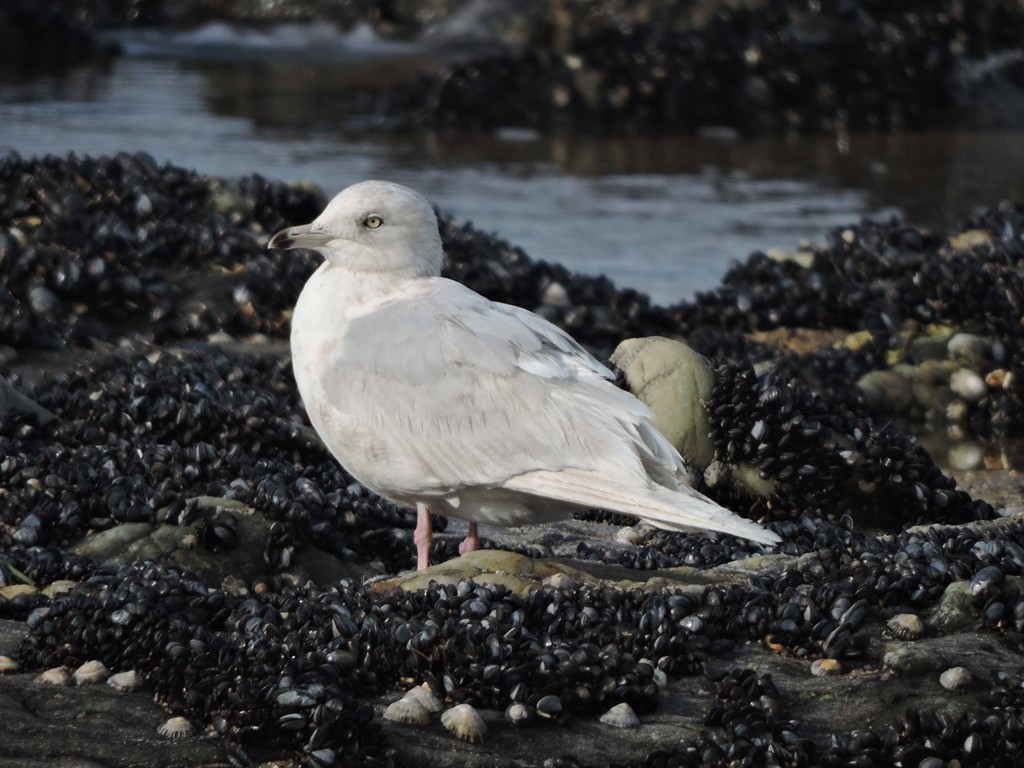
[459,522,480,556]
[414,503,432,571]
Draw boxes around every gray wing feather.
[317,277,678,498]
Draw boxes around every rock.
[71,497,362,586]
[929,580,975,631]
[882,643,948,677]
[856,369,915,414]
[610,336,717,472]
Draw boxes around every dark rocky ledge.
[2,153,1024,766]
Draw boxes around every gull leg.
[414,503,432,571]
[459,522,480,556]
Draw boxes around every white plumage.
[268,180,779,569]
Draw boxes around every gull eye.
[364,215,383,229]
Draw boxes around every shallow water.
[1,25,1022,307]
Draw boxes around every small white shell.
[810,658,842,677]
[35,667,71,686]
[613,526,641,545]
[73,659,110,685]
[939,666,974,691]
[404,684,444,713]
[440,703,486,743]
[599,702,640,728]
[107,670,145,692]
[0,655,20,674]
[383,696,430,725]
[542,573,578,590]
[504,702,533,726]
[886,613,925,640]
[158,716,196,739]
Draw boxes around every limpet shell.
[73,659,110,685]
[613,526,641,545]
[36,667,71,686]
[886,613,925,640]
[158,716,196,739]
[107,670,145,692]
[404,683,444,713]
[383,696,431,725]
[810,658,842,677]
[440,703,486,743]
[939,666,974,691]
[599,702,640,728]
[0,655,20,674]
[504,702,533,726]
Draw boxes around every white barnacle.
[35,667,71,686]
[440,703,486,743]
[72,659,110,685]
[403,683,444,713]
[383,695,431,725]
[886,613,925,640]
[599,702,640,728]
[158,716,196,739]
[107,669,145,692]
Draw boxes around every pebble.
[949,368,987,402]
[882,645,946,678]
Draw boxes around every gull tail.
[505,470,780,546]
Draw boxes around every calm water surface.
[1,26,1022,306]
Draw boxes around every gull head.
[268,180,443,278]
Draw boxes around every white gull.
[268,180,779,570]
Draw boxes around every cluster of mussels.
[705,360,996,528]
[677,203,1024,439]
[604,666,1024,768]
[0,152,327,350]
[10,514,1024,766]
[419,0,1024,135]
[8,1,1024,138]
[0,152,659,360]
[3,152,1024,765]
[0,349,424,581]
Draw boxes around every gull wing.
[308,277,775,543]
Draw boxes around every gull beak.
[267,223,335,250]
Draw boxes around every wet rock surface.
[2,152,1024,766]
